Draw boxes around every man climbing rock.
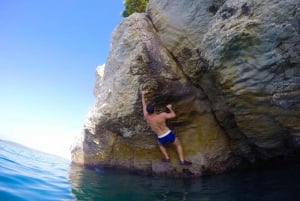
[141,91,192,165]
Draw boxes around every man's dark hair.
[146,103,155,114]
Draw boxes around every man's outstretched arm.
[141,92,148,117]
[165,104,176,119]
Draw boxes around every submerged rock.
[71,0,300,177]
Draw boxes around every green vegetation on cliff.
[122,0,149,17]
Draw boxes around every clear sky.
[0,1,124,159]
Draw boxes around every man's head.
[146,103,155,114]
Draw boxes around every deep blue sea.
[1,139,300,201]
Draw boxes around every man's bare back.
[143,104,175,136]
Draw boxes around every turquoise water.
[1,139,299,201]
[0,140,73,201]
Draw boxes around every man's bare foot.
[180,160,192,165]
[161,158,170,163]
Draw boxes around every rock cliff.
[71,0,300,177]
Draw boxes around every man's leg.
[158,143,170,161]
[174,138,192,165]
[173,138,184,162]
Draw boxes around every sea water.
[0,139,73,201]
[0,139,299,201]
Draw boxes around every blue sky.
[0,1,124,158]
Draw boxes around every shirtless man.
[142,92,192,165]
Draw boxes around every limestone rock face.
[71,0,300,177]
